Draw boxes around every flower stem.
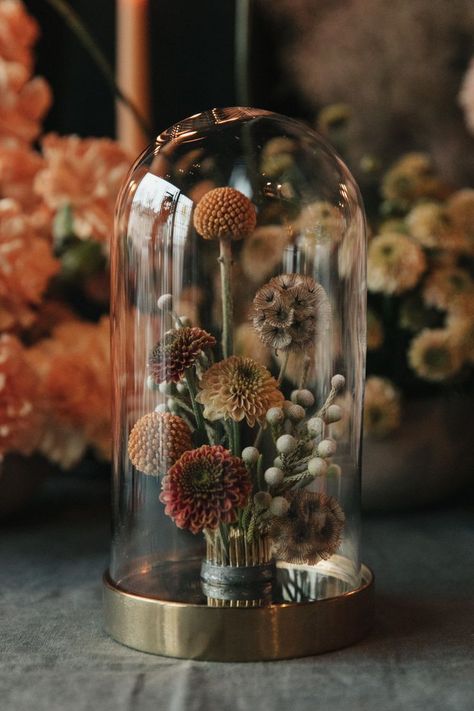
[218,238,234,359]
[184,370,206,435]
[277,350,290,386]
[231,420,240,456]
[45,0,152,141]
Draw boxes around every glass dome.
[107,108,368,657]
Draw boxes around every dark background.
[24,0,302,139]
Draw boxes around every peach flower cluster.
[0,1,51,146]
[35,134,131,246]
[0,199,59,330]
[0,333,43,457]
[28,316,112,468]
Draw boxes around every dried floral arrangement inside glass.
[107,108,371,658]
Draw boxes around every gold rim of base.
[103,564,374,662]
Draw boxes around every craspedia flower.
[408,329,463,382]
[422,267,474,311]
[367,233,426,295]
[364,377,401,439]
[196,356,284,427]
[128,411,192,475]
[160,444,251,533]
[149,327,216,384]
[193,187,256,241]
[270,491,345,566]
[253,273,331,352]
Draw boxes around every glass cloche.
[105,108,372,661]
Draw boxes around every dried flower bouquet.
[128,187,346,603]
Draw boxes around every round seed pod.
[193,187,257,241]
[269,496,290,517]
[331,374,346,390]
[290,389,315,407]
[242,446,260,466]
[307,416,324,436]
[317,438,337,459]
[325,404,343,423]
[264,467,285,486]
[308,457,328,477]
[128,412,193,476]
[266,407,285,426]
[285,403,305,422]
[157,293,173,310]
[276,434,297,454]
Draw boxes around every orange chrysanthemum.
[193,187,256,241]
[196,355,284,427]
[160,445,251,534]
[128,411,193,475]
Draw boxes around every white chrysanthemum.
[364,377,401,439]
[408,329,463,382]
[367,233,426,295]
[406,202,448,249]
[297,200,344,244]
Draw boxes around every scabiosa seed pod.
[128,411,193,476]
[149,327,216,383]
[253,273,331,352]
[193,187,257,241]
[270,491,345,565]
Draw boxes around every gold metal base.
[103,563,374,661]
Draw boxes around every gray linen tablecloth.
[1,475,473,711]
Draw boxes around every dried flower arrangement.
[126,186,348,603]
